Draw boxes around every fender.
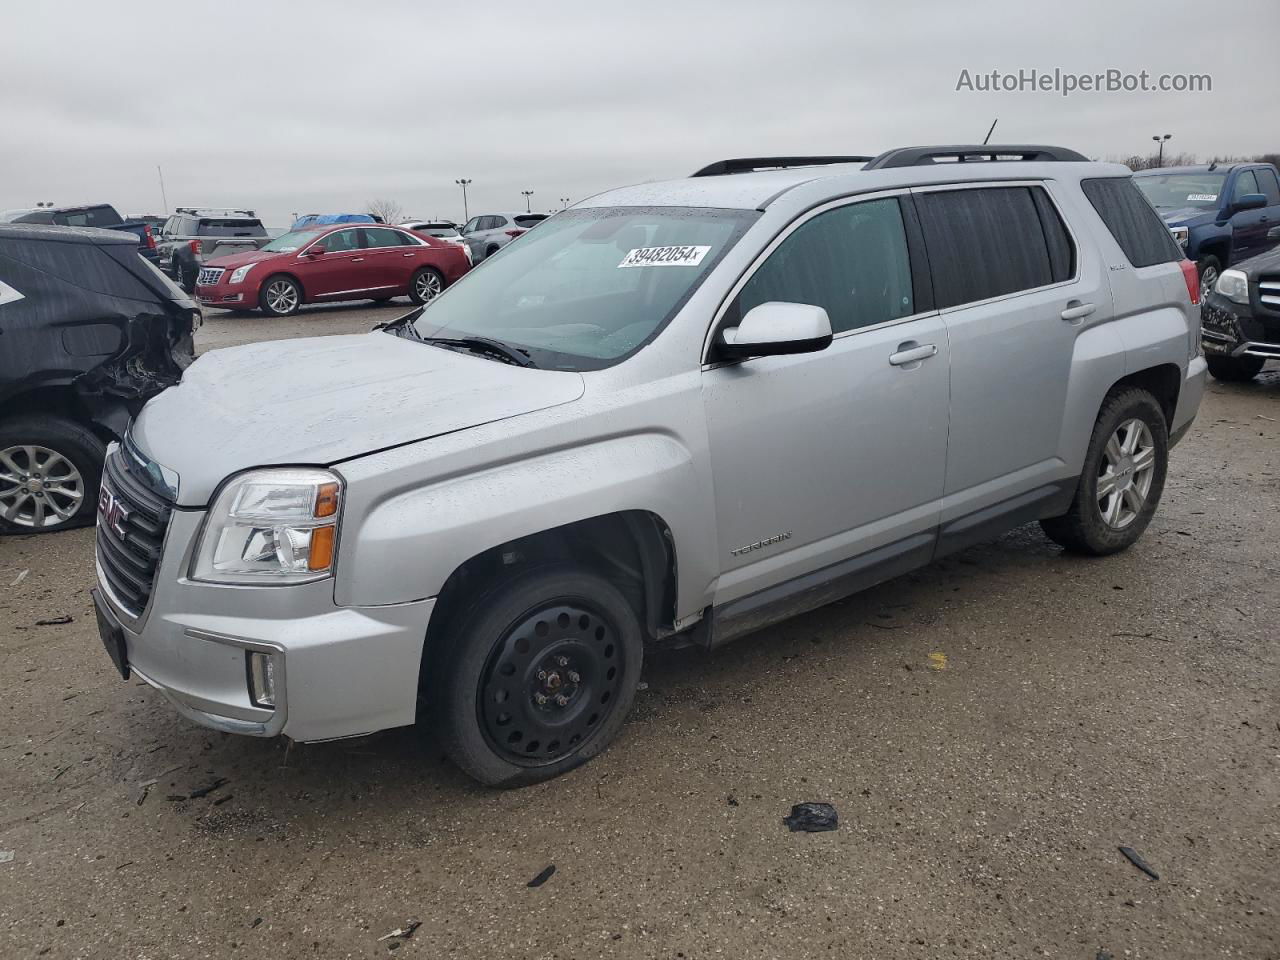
[333,431,710,610]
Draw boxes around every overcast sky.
[3,0,1277,227]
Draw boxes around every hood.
[131,331,585,505]
[205,247,282,270]
[1231,245,1280,281]
[1157,207,1215,227]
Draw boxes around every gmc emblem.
[98,486,131,541]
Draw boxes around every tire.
[1206,354,1265,382]
[428,564,644,788]
[408,267,444,305]
[369,296,394,304]
[259,275,301,316]
[0,415,105,535]
[1040,388,1168,556]
[485,244,500,260]
[1197,255,1222,296]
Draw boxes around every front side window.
[1257,169,1280,205]
[409,205,757,370]
[319,229,360,253]
[1232,170,1261,202]
[734,197,914,334]
[461,218,480,233]
[916,186,1069,308]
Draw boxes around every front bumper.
[96,507,434,742]
[195,280,257,308]
[1201,291,1280,360]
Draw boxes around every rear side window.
[52,206,123,228]
[197,218,266,237]
[916,186,1073,308]
[734,196,915,334]
[363,227,414,248]
[1080,178,1183,268]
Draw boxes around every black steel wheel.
[479,601,626,765]
[428,564,643,787]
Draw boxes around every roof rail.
[863,145,1089,170]
[691,156,872,177]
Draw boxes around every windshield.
[410,206,757,370]
[261,229,320,252]
[1134,173,1227,210]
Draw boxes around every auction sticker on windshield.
[1187,194,1218,202]
[618,245,711,268]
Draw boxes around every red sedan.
[194,224,470,316]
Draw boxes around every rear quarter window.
[1080,178,1183,268]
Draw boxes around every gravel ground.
[1,312,1277,959]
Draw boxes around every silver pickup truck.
[91,145,1206,787]
[157,208,271,291]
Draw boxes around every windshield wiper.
[420,335,536,368]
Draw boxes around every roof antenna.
[982,119,998,145]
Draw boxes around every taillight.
[143,224,156,249]
[189,239,201,255]
[505,229,525,238]
[1179,259,1200,305]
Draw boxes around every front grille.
[1259,277,1280,314]
[96,449,173,618]
[197,266,225,287]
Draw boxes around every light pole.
[521,190,534,212]
[1151,134,1172,168]
[454,178,472,221]
[157,164,169,213]
[560,197,571,210]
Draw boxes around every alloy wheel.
[1096,418,1156,530]
[478,601,625,765]
[0,445,85,528]
[415,271,442,301]
[1200,264,1219,295]
[266,280,298,314]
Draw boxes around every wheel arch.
[0,383,120,442]
[421,510,678,680]
[1110,363,1181,427]
[260,271,307,304]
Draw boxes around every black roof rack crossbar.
[691,156,872,177]
[863,144,1088,170]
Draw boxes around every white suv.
[92,146,1206,786]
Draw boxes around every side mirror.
[1233,193,1267,213]
[305,244,326,256]
[718,302,833,361]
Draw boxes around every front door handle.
[1061,301,1096,322]
[888,343,937,366]
[403,252,415,257]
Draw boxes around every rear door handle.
[888,343,937,366]
[350,257,364,262]
[1060,301,1096,322]
[403,252,415,257]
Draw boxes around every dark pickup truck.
[1133,163,1280,293]
[157,208,271,290]
[2,204,161,264]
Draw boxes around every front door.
[1229,169,1269,263]
[294,228,365,298]
[702,194,949,607]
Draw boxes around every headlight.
[1170,226,1189,249]
[1214,269,1250,305]
[228,263,255,284]
[191,468,342,584]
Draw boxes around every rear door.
[913,182,1104,537]
[360,227,421,292]
[293,228,364,297]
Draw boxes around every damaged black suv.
[0,224,198,534]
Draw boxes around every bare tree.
[366,198,405,225]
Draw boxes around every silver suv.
[459,211,548,262]
[92,145,1207,787]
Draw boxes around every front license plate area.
[91,588,130,680]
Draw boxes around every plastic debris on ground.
[782,802,838,832]
[1118,845,1160,880]
[35,615,73,626]
[377,920,422,942]
[527,865,556,887]
[0,851,14,864]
